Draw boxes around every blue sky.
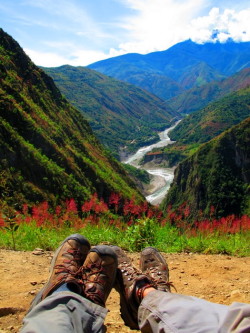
[0,0,250,67]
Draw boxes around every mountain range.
[43,65,176,158]
[0,28,142,209]
[88,40,250,101]
[1,27,249,219]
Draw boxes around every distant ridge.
[88,40,250,101]
[167,67,250,114]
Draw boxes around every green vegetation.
[169,86,250,144]
[122,164,150,184]
[1,218,249,256]
[0,28,143,211]
[1,197,249,256]
[162,118,250,219]
[148,86,250,168]
[44,65,176,157]
[167,67,250,114]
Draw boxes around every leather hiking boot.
[140,247,173,292]
[30,234,90,309]
[111,246,153,330]
[81,245,118,307]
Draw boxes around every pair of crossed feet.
[30,234,173,330]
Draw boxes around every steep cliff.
[162,118,250,218]
[0,28,142,209]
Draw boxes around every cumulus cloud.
[189,7,250,43]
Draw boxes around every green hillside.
[143,86,250,168]
[169,86,250,144]
[162,118,250,219]
[44,65,176,158]
[0,28,143,210]
[167,67,250,114]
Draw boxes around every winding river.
[124,122,179,205]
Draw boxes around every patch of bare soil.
[0,249,249,333]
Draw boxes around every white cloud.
[189,7,250,43]
[25,48,115,67]
[113,0,206,54]
[111,0,250,55]
[24,49,71,67]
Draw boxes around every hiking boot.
[111,246,153,330]
[81,245,118,307]
[30,234,90,309]
[140,247,172,292]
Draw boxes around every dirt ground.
[0,249,249,333]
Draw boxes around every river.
[123,122,179,205]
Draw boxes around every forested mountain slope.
[169,86,250,144]
[0,28,142,209]
[43,65,176,157]
[167,67,250,114]
[162,118,250,218]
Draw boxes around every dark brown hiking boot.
[111,246,153,330]
[81,245,118,307]
[30,234,90,309]
[140,247,173,292]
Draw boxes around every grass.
[1,219,249,257]
[1,198,249,256]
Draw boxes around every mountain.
[167,67,250,114]
[43,65,176,158]
[142,85,250,168]
[162,117,250,218]
[169,86,250,144]
[88,40,250,101]
[0,28,143,209]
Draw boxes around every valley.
[0,27,249,223]
[123,122,180,205]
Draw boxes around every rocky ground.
[0,249,249,333]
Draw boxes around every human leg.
[113,246,249,332]
[21,235,117,333]
[111,245,155,330]
[138,247,250,333]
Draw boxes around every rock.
[30,281,37,286]
[32,249,44,255]
[231,290,241,297]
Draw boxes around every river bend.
[124,122,179,205]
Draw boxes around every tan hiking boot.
[140,247,173,292]
[111,246,153,330]
[81,245,118,307]
[30,234,90,309]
